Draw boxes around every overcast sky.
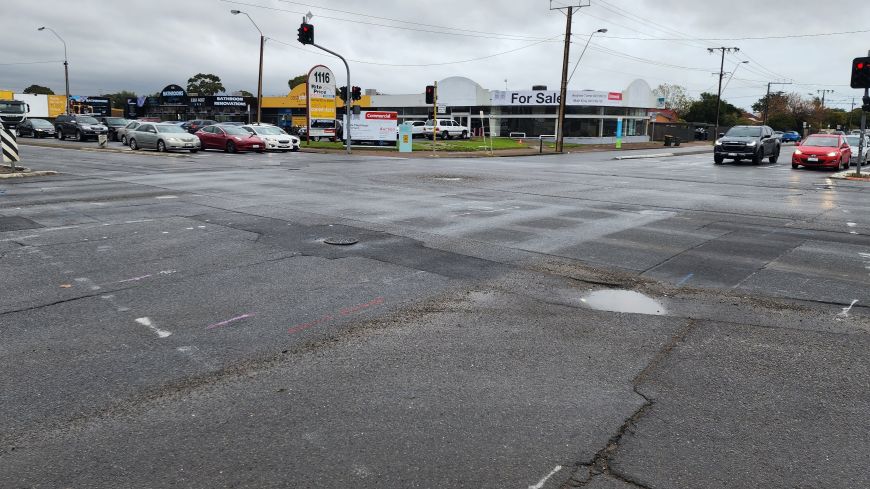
[2,0,868,111]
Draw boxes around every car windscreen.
[251,126,285,135]
[106,118,127,125]
[30,119,53,128]
[0,102,25,113]
[77,116,99,124]
[219,126,251,135]
[725,127,761,137]
[803,136,838,147]
[156,125,186,133]
[846,136,860,145]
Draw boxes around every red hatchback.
[792,134,852,170]
[196,124,265,153]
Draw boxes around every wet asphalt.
[1,141,869,488]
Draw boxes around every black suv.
[97,116,129,141]
[54,114,109,141]
[714,125,781,165]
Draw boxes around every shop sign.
[307,65,336,121]
[160,84,187,105]
[491,90,625,107]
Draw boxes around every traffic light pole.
[858,89,866,176]
[312,42,351,155]
[432,81,438,156]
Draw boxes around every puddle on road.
[581,290,666,315]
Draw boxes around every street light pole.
[231,10,264,123]
[37,26,69,114]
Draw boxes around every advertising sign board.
[490,90,624,107]
[307,65,336,121]
[345,111,398,142]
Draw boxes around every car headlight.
[794,149,802,155]
[746,141,757,147]
[714,139,722,145]
[827,151,838,157]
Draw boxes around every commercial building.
[262,76,660,143]
[125,84,258,121]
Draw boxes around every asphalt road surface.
[2,142,869,488]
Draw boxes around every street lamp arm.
[38,26,67,61]
[567,29,605,84]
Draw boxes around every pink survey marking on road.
[206,313,256,330]
[288,297,385,335]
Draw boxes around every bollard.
[1,126,20,172]
[98,134,108,148]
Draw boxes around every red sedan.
[792,134,852,170]
[196,124,266,153]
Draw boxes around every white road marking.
[135,317,172,338]
[837,300,859,320]
[155,195,178,199]
[528,466,562,489]
[847,222,857,227]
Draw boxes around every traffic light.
[851,57,870,89]
[339,86,348,101]
[425,85,435,104]
[298,22,314,45]
[351,86,362,101]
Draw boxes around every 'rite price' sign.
[307,65,337,121]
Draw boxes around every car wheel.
[440,131,449,140]
[769,147,779,164]
[291,147,299,152]
[112,132,119,142]
[76,130,84,142]
[157,140,166,153]
[752,149,762,165]
[255,150,265,154]
[129,138,139,150]
[55,129,62,139]
[121,135,127,145]
[792,164,799,169]
[190,149,198,153]
[714,154,724,165]
[461,130,468,139]
[226,141,237,153]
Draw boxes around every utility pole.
[550,1,590,153]
[708,47,739,140]
[763,81,792,125]
[817,89,834,108]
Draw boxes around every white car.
[423,119,470,140]
[398,120,426,138]
[241,123,300,152]
[845,134,870,165]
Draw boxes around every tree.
[652,83,692,117]
[683,92,742,126]
[187,73,225,96]
[288,74,307,90]
[99,90,137,110]
[236,90,254,97]
[23,84,54,95]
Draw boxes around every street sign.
[437,105,447,114]
[306,65,337,138]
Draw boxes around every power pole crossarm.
[708,47,739,140]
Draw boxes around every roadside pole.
[858,49,870,177]
[432,81,438,156]
[311,44,352,155]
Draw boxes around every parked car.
[117,121,144,145]
[185,119,217,134]
[845,134,869,166]
[97,117,129,141]
[399,120,426,138]
[128,123,201,153]
[713,125,781,165]
[423,119,469,139]
[241,123,300,152]
[220,121,245,126]
[15,118,56,138]
[196,124,265,153]
[54,114,108,141]
[792,134,851,170]
[780,131,801,143]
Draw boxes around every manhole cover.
[323,237,358,246]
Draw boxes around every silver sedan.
[128,123,201,153]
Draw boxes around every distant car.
[54,114,108,141]
[792,134,851,170]
[845,134,869,166]
[97,117,129,141]
[196,124,265,153]
[399,120,426,138]
[117,121,144,145]
[15,118,56,138]
[241,123,300,152]
[714,125,780,165]
[128,123,201,153]
[780,131,801,143]
[185,119,217,134]
[423,119,469,140]
[220,121,245,126]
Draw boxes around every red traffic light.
[852,56,870,89]
[425,85,435,104]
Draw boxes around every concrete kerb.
[0,168,58,179]
[18,140,186,158]
[613,148,711,160]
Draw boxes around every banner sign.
[307,65,337,121]
[347,111,398,142]
[160,84,187,105]
[491,90,624,107]
[69,96,111,115]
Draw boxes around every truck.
[0,99,30,131]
